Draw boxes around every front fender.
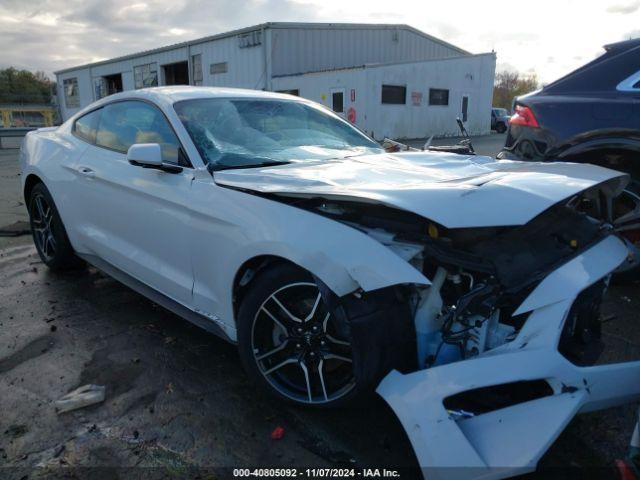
[218,190,431,299]
[189,182,430,338]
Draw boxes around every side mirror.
[127,143,182,173]
[127,143,162,166]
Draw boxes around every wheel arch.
[231,254,303,321]
[558,142,640,182]
[557,138,640,165]
[23,173,44,205]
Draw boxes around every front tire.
[28,183,82,271]
[237,264,357,407]
[496,123,507,133]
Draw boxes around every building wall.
[57,68,93,120]
[56,32,267,120]
[272,53,496,139]
[56,47,193,120]
[190,34,265,89]
[55,23,484,129]
[270,26,465,77]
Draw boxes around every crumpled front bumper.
[377,235,640,480]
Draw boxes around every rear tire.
[28,183,83,271]
[237,263,357,408]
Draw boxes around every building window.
[238,30,262,48]
[133,63,158,89]
[192,54,203,86]
[332,91,344,113]
[94,74,123,100]
[429,88,449,106]
[210,62,228,75]
[63,78,80,108]
[276,89,299,96]
[94,78,106,100]
[381,85,406,104]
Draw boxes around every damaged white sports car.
[20,87,640,479]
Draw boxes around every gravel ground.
[1,142,639,479]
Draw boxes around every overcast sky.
[0,0,638,83]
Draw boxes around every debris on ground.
[55,384,106,414]
[271,426,285,440]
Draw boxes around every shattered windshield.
[174,98,382,169]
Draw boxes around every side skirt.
[78,253,234,343]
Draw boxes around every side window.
[96,101,181,163]
[74,109,102,144]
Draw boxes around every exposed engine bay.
[283,185,613,386]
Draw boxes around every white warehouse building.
[55,22,496,139]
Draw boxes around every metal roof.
[271,52,495,78]
[54,22,470,75]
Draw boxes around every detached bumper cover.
[377,235,640,480]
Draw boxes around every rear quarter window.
[73,109,102,144]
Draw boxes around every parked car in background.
[490,107,510,133]
[498,37,640,273]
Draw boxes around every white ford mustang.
[19,86,640,479]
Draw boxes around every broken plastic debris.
[270,426,285,440]
[55,384,105,413]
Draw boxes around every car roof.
[541,38,640,94]
[67,86,304,124]
[604,37,640,54]
[105,86,297,104]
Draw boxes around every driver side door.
[71,100,194,306]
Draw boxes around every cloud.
[0,0,636,84]
[606,0,640,13]
[0,0,314,76]
[621,29,640,39]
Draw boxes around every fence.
[0,104,57,129]
[0,127,34,149]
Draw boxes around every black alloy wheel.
[238,265,356,407]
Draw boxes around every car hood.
[213,151,628,228]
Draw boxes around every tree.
[0,68,54,105]
[492,70,540,110]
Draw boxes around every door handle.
[76,166,95,177]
